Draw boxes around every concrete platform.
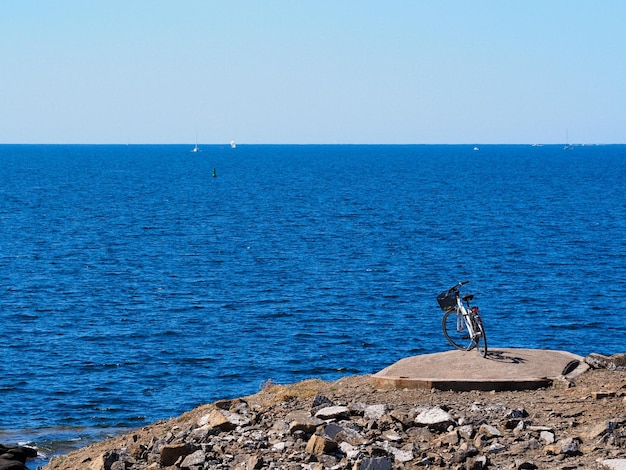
[371,348,589,392]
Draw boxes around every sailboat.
[191,132,200,153]
[564,130,571,150]
[230,140,236,149]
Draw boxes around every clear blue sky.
[2,1,625,144]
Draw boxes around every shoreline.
[39,363,626,470]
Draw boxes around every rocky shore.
[39,354,626,470]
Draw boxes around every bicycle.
[437,281,488,357]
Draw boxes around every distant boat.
[564,130,571,150]
[192,134,200,153]
[230,140,236,149]
[473,146,479,151]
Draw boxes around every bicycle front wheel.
[473,315,488,358]
[442,310,475,351]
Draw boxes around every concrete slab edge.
[371,376,552,392]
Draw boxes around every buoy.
[212,168,217,178]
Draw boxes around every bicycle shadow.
[484,350,528,364]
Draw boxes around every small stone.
[197,409,246,431]
[334,425,366,445]
[479,423,502,438]
[390,447,413,463]
[458,424,474,440]
[315,405,350,420]
[527,437,541,450]
[487,441,507,454]
[247,455,263,470]
[180,449,205,469]
[311,394,334,409]
[473,433,489,449]
[414,407,455,431]
[559,437,580,456]
[305,434,337,454]
[440,429,459,446]
[454,442,478,462]
[289,416,323,435]
[382,430,402,442]
[528,425,552,432]
[514,459,538,469]
[364,404,388,420]
[354,456,393,470]
[322,422,345,440]
[512,420,526,437]
[506,408,529,419]
[339,442,359,459]
[271,441,286,452]
[389,408,412,427]
[160,444,193,467]
[540,430,555,444]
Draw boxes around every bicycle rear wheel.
[442,310,475,351]
[473,315,488,357]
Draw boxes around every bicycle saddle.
[462,294,474,302]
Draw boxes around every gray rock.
[458,424,475,440]
[364,404,388,420]
[0,459,27,470]
[585,353,626,371]
[315,405,350,420]
[539,430,555,444]
[559,436,581,456]
[506,408,529,419]
[468,455,489,470]
[386,445,413,463]
[180,449,206,469]
[311,394,334,409]
[487,441,507,454]
[414,407,455,431]
[602,459,626,470]
[331,423,365,445]
[0,445,37,470]
[288,416,323,435]
[479,423,501,438]
[339,441,360,459]
[355,456,393,470]
[196,408,250,433]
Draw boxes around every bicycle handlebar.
[445,280,469,295]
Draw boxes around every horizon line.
[1,142,624,146]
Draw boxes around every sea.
[0,144,624,468]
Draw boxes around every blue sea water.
[0,144,625,468]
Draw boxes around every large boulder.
[0,445,37,470]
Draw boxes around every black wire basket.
[437,290,457,311]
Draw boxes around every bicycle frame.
[453,296,478,339]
